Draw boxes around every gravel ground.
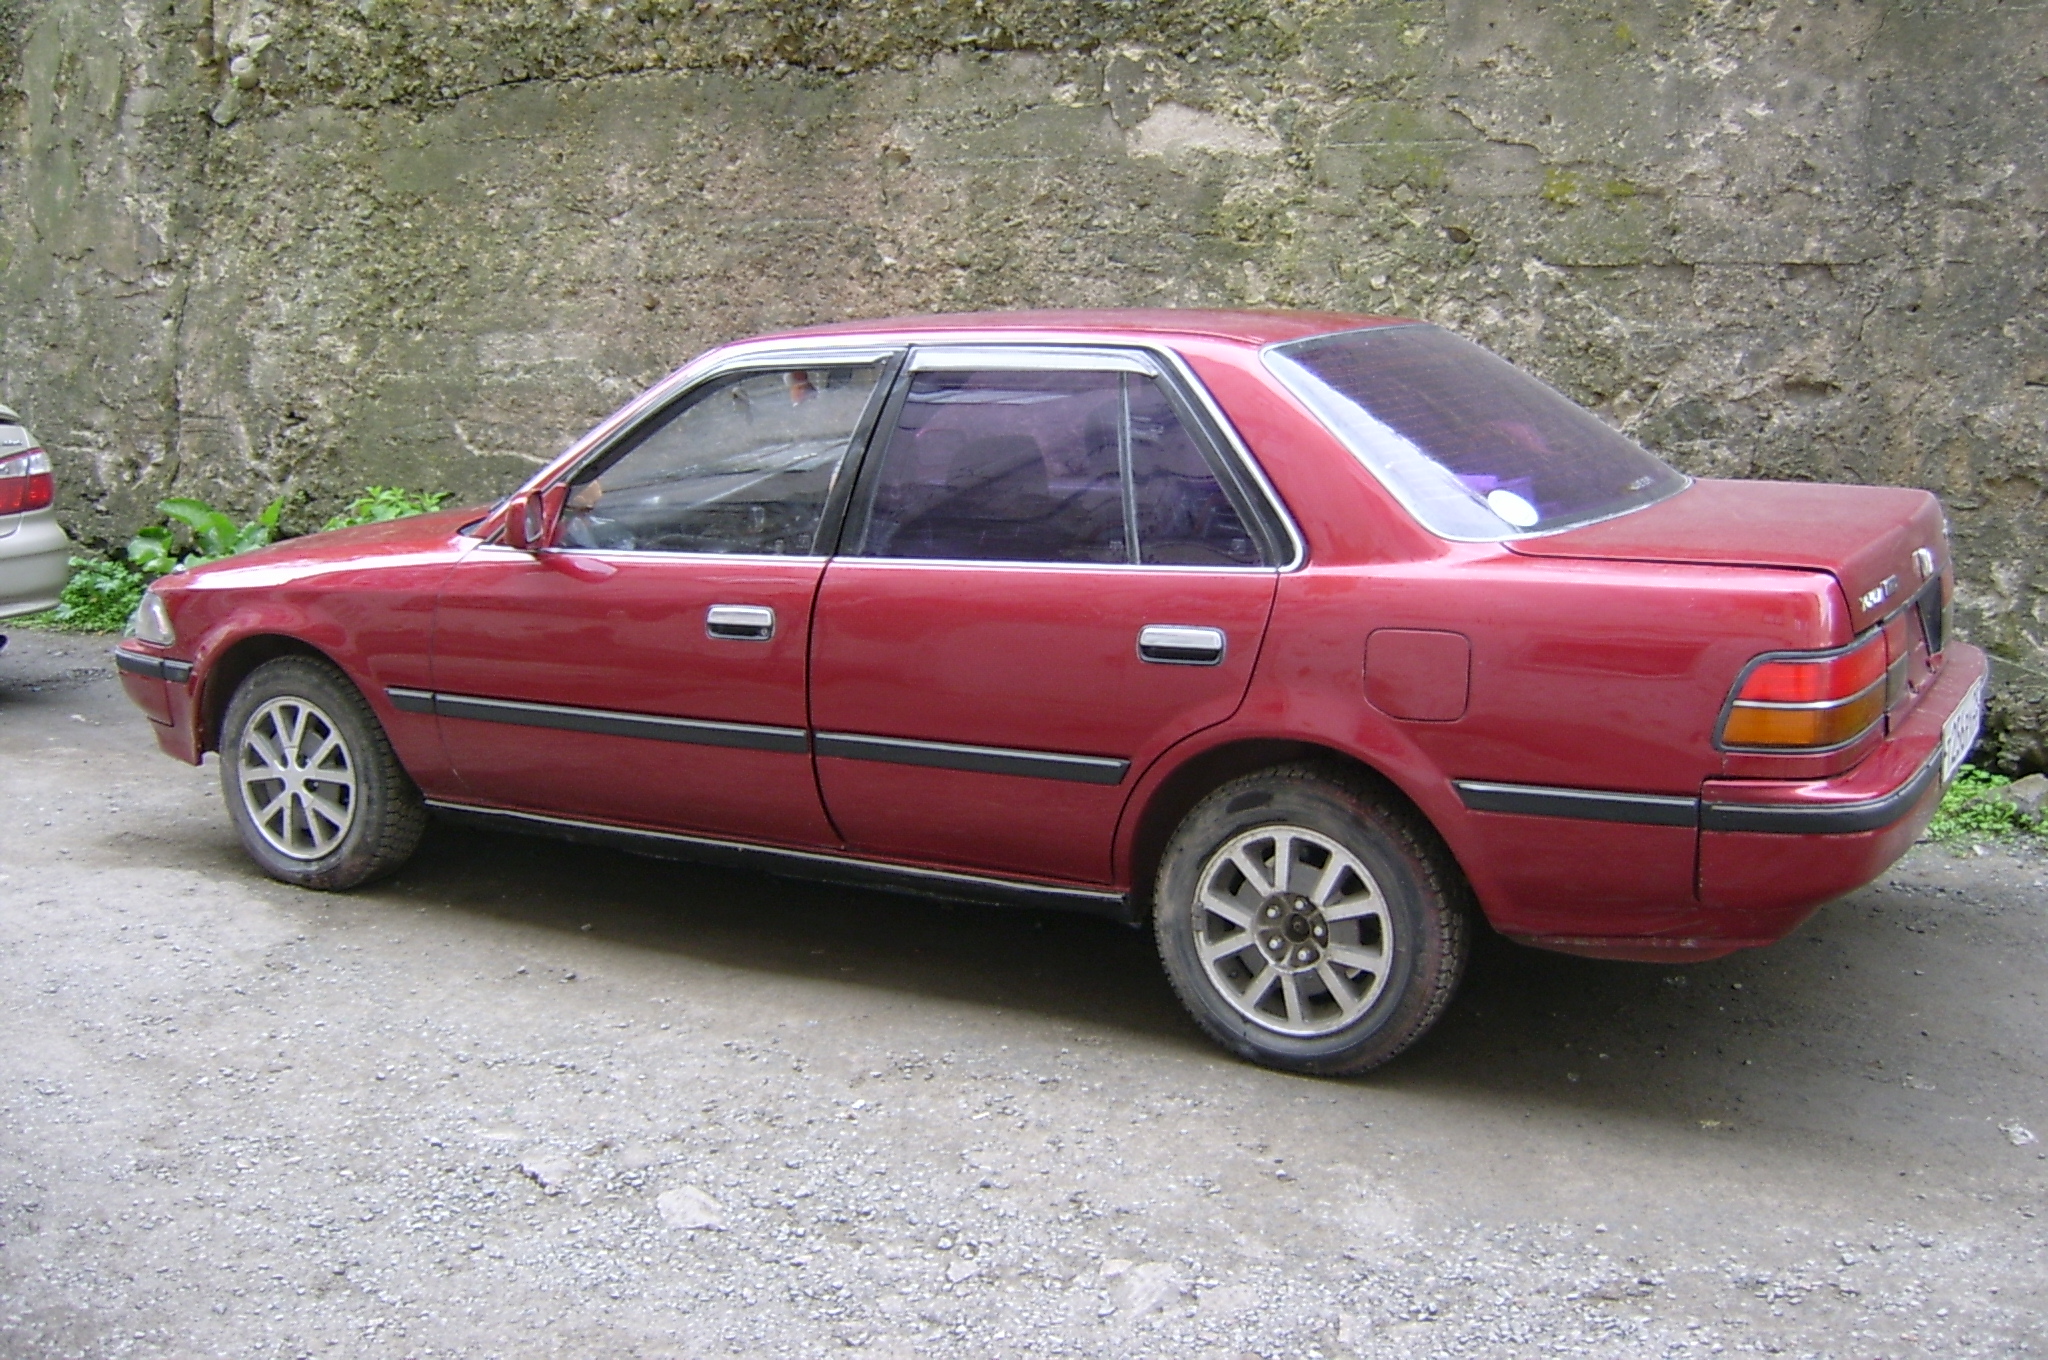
[2,628,2044,1360]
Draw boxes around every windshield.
[1265,324,1687,541]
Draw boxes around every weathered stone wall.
[3,1,2044,767]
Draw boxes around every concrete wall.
[3,1,2044,767]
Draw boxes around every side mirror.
[502,485,567,553]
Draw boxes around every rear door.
[809,345,1286,885]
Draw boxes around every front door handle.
[1138,624,1225,666]
[706,604,776,641]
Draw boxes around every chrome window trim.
[907,344,1163,375]
[528,345,903,558]
[505,337,1302,569]
[521,343,906,500]
[508,333,1305,572]
[810,556,1277,576]
[855,340,1300,571]
[537,545,830,564]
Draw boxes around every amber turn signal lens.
[1721,684,1886,749]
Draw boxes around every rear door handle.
[706,604,776,641]
[1139,625,1225,665]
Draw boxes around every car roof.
[746,308,1410,350]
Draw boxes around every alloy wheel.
[236,695,357,860]
[1192,824,1395,1038]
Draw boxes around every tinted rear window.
[1265,324,1687,540]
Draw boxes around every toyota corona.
[114,311,1985,1074]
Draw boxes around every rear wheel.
[1153,764,1470,1075]
[218,656,425,889]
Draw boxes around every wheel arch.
[196,634,341,755]
[1120,736,1463,920]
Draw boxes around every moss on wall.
[2,0,2044,766]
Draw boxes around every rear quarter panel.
[1124,547,1851,941]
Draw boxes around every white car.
[0,404,73,640]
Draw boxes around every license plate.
[1941,675,1984,785]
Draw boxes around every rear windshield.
[1265,324,1687,541]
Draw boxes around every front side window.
[558,362,885,555]
[852,365,1264,566]
[1265,324,1688,541]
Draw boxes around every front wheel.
[218,656,426,889]
[1153,764,1470,1075]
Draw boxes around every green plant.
[18,555,153,633]
[1927,764,2033,844]
[127,496,284,577]
[19,494,287,634]
[323,486,449,531]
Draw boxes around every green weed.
[1927,764,2037,845]
[126,496,284,578]
[20,484,446,634]
[17,556,153,633]
[322,486,450,531]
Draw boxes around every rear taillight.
[0,448,53,515]
[1720,630,1887,750]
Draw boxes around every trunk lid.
[1507,478,1948,635]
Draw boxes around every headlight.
[131,589,177,646]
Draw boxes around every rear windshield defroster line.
[1264,324,1689,542]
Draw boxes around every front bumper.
[114,643,203,762]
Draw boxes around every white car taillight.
[0,448,53,514]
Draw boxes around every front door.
[431,357,893,848]
[809,348,1283,885]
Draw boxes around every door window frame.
[828,343,1302,569]
[535,346,908,561]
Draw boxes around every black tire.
[217,655,426,889]
[1153,763,1471,1075]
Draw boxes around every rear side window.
[852,367,1264,566]
[857,369,1128,563]
[1128,378,1260,566]
[1265,324,1687,541]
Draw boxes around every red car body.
[117,310,1984,969]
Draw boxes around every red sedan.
[116,310,1985,1074]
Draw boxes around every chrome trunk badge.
[1859,576,1899,612]
[1912,546,1936,580]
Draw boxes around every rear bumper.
[1496,644,1986,962]
[1689,642,1986,938]
[0,512,72,618]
